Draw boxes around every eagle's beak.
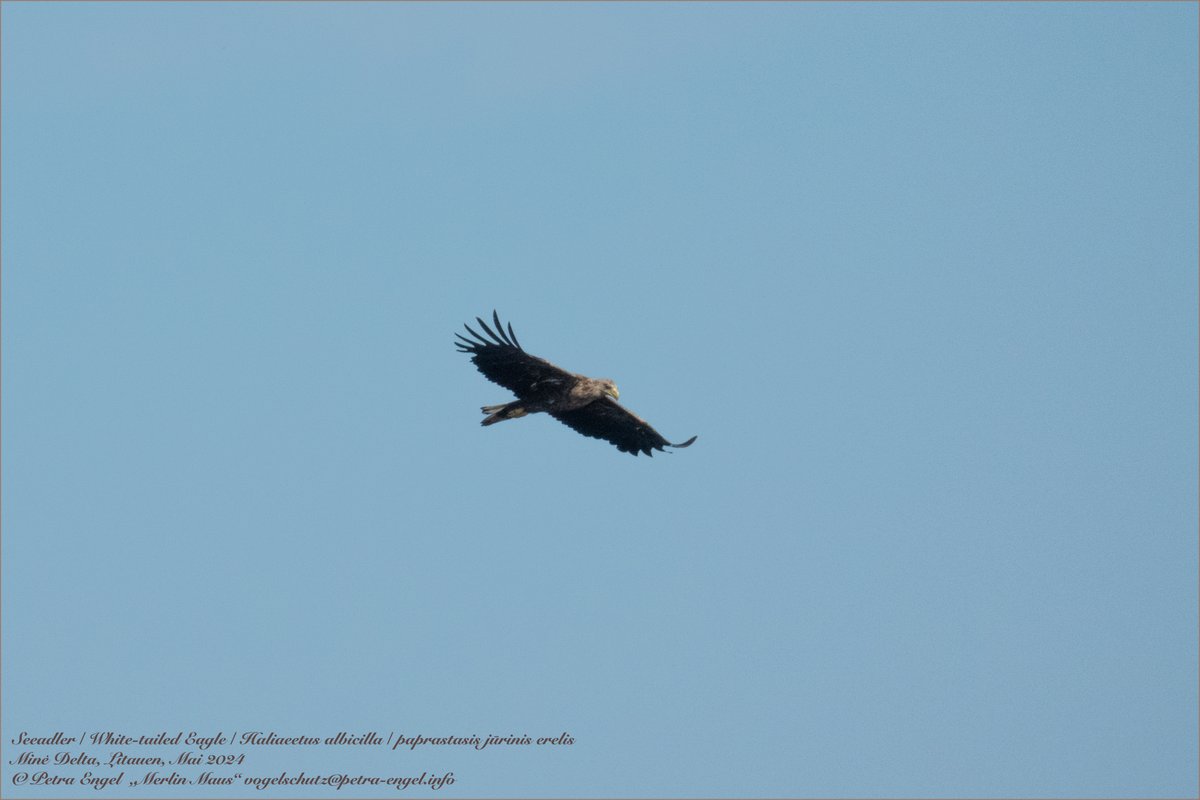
[609,386,620,400]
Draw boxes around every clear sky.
[2,2,1197,798]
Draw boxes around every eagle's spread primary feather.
[455,311,698,457]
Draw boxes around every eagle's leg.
[481,401,529,426]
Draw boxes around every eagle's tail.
[481,401,528,426]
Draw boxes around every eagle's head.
[599,379,620,401]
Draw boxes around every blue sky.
[2,2,1197,797]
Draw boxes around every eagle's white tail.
[481,402,527,426]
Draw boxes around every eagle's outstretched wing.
[455,311,574,397]
[551,397,698,457]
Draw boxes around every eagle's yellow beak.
[608,385,620,400]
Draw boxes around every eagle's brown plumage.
[455,311,697,457]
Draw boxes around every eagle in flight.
[456,311,698,457]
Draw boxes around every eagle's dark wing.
[551,396,698,457]
[455,311,574,397]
